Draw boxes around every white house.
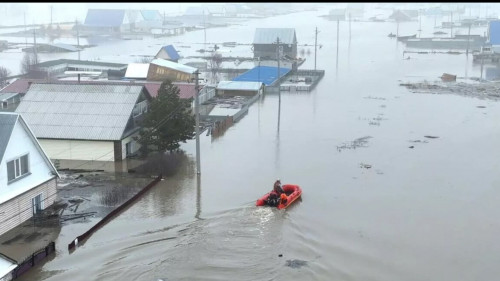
[0,112,59,237]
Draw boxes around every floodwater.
[12,5,500,281]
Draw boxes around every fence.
[68,174,162,251]
[12,241,56,279]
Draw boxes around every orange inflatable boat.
[256,184,302,209]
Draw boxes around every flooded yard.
[3,4,500,281]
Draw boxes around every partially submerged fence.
[12,241,56,279]
[68,174,162,251]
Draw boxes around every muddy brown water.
[11,6,500,281]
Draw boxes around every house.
[154,45,180,62]
[0,93,21,112]
[0,253,17,281]
[389,10,416,22]
[135,10,163,32]
[33,59,127,79]
[15,83,149,161]
[144,82,215,110]
[83,9,136,33]
[0,112,59,237]
[253,28,297,59]
[147,59,197,82]
[216,81,264,96]
[22,43,81,53]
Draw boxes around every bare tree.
[208,52,222,84]
[135,56,152,63]
[20,52,38,74]
[0,66,11,88]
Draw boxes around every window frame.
[6,153,30,184]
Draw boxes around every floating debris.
[424,135,439,139]
[286,259,308,268]
[400,81,500,101]
[360,163,372,169]
[337,136,372,152]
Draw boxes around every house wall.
[121,131,141,159]
[0,121,54,199]
[253,44,297,59]
[38,139,116,161]
[147,64,193,82]
[0,178,56,236]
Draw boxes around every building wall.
[253,44,297,59]
[121,132,141,159]
[0,177,57,236]
[0,121,55,200]
[39,139,116,161]
[147,64,193,82]
[219,89,258,96]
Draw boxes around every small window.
[7,154,30,183]
[1,101,7,108]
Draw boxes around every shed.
[15,83,148,161]
[253,28,297,59]
[0,92,21,111]
[154,45,181,62]
[147,58,197,82]
[216,81,263,96]
[233,66,291,86]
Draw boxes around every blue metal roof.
[163,45,180,61]
[141,10,162,21]
[490,20,500,45]
[84,9,125,27]
[232,66,291,86]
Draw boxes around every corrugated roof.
[144,82,197,99]
[150,58,197,74]
[0,92,19,101]
[141,10,162,21]
[163,45,180,61]
[15,83,144,141]
[253,28,296,45]
[233,66,291,86]
[0,113,17,163]
[84,9,126,27]
[209,104,242,117]
[125,63,150,79]
[217,81,263,91]
[35,59,127,69]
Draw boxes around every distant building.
[389,10,414,22]
[489,20,500,53]
[33,59,127,79]
[15,83,149,161]
[0,93,21,112]
[0,112,59,236]
[22,43,81,53]
[83,9,142,33]
[253,28,297,59]
[154,45,180,62]
[329,9,346,21]
[135,10,163,32]
[147,59,197,82]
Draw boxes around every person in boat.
[280,193,288,205]
[267,179,284,207]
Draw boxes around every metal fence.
[12,241,56,279]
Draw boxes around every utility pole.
[76,19,80,60]
[466,23,471,57]
[24,12,27,47]
[33,27,38,65]
[314,27,318,70]
[50,5,53,27]
[276,37,281,131]
[450,12,453,38]
[336,19,340,70]
[194,70,201,174]
[203,10,207,49]
[349,13,351,43]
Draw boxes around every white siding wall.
[0,178,57,236]
[39,139,115,161]
[121,132,141,160]
[0,121,54,200]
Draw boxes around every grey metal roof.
[35,59,127,69]
[15,83,144,141]
[253,28,297,45]
[0,92,19,101]
[0,113,18,163]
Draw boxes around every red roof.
[144,82,198,99]
[0,78,45,94]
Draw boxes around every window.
[7,154,30,183]
[1,101,7,108]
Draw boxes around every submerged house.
[0,112,59,236]
[147,59,197,82]
[154,45,180,62]
[15,83,149,162]
[253,28,297,59]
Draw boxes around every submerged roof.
[253,28,297,45]
[232,66,291,86]
[217,81,263,91]
[150,58,197,74]
[160,45,180,61]
[15,83,144,141]
[84,9,126,27]
[34,59,127,69]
